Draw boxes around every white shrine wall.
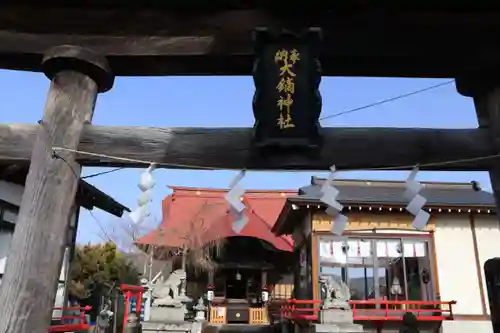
[475,215,500,315]
[434,214,483,315]
[434,213,499,333]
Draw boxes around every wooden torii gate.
[1,4,500,333]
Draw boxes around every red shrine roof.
[136,186,294,252]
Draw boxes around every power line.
[82,167,125,179]
[319,80,455,121]
[87,209,112,242]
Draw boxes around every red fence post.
[47,306,92,332]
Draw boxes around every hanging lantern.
[206,284,215,302]
[252,27,323,150]
[261,286,269,303]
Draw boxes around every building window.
[318,235,434,302]
[0,201,18,230]
[2,209,17,224]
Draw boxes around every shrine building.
[273,177,497,333]
[138,178,497,333]
[137,187,296,324]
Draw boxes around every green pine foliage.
[68,242,140,301]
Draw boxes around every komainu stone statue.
[152,269,188,307]
[319,275,351,310]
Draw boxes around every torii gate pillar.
[457,74,500,333]
[0,46,113,333]
[457,76,500,216]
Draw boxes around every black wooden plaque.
[252,28,322,149]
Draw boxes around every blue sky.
[3,70,488,244]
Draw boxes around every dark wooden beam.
[471,85,500,333]
[0,46,114,333]
[0,31,216,56]
[2,7,500,37]
[0,124,494,171]
[2,9,500,76]
[472,89,500,225]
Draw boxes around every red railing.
[349,300,457,321]
[270,299,456,324]
[274,299,323,322]
[48,306,92,332]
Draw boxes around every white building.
[273,178,499,333]
[0,164,129,318]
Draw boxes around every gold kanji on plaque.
[275,48,301,130]
[289,49,300,64]
[277,112,295,129]
[276,94,295,129]
[276,77,295,94]
[277,94,293,112]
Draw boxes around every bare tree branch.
[101,201,230,280]
[151,201,228,274]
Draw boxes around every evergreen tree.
[68,242,140,319]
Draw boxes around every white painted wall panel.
[474,214,500,315]
[434,215,483,314]
[442,320,493,333]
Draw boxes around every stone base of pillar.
[149,307,186,323]
[316,309,364,333]
[314,323,364,333]
[141,320,207,333]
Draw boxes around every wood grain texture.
[0,72,99,333]
[0,31,216,56]
[0,125,495,171]
[1,8,500,76]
